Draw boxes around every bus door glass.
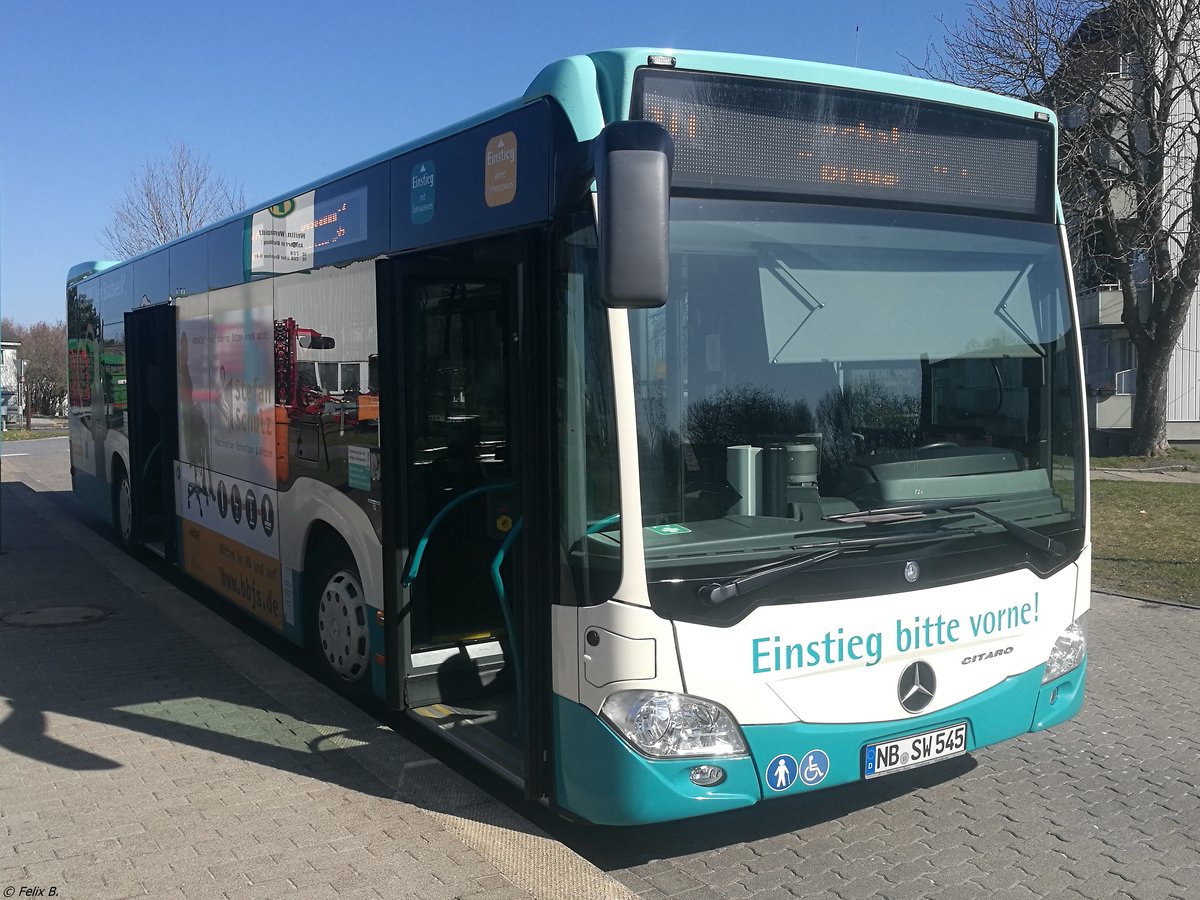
[402,271,519,708]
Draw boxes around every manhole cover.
[2,606,112,627]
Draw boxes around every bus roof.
[72,48,1056,283]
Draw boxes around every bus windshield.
[628,198,1084,570]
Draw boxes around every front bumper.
[553,656,1086,826]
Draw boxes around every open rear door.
[124,304,179,558]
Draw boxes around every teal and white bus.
[67,49,1089,825]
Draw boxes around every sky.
[0,0,971,326]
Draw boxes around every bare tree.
[1,318,67,416]
[915,0,1200,456]
[102,141,245,260]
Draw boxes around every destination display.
[634,68,1054,219]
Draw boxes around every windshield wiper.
[698,547,841,605]
[824,500,1065,559]
[696,528,960,606]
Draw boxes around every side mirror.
[593,121,673,308]
[297,332,336,350]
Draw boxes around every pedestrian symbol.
[798,749,830,786]
[765,753,799,792]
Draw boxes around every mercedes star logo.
[897,660,937,713]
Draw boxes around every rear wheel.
[308,552,372,697]
[112,463,134,549]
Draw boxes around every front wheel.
[308,553,372,697]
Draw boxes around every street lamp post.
[19,358,30,431]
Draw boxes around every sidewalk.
[0,461,632,899]
[0,416,67,433]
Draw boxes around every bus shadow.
[0,481,531,824]
[0,699,122,771]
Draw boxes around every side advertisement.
[177,282,277,489]
[176,461,284,630]
[250,194,317,275]
[249,188,369,275]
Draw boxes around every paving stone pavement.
[4,439,1198,899]
[0,452,633,900]
[552,594,1200,899]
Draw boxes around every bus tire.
[112,460,135,550]
[308,549,372,698]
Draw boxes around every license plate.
[863,722,968,779]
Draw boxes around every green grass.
[1092,446,1200,469]
[0,428,62,441]
[1091,480,1200,604]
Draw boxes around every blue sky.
[0,0,970,325]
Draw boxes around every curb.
[1094,589,1199,610]
[1091,465,1195,475]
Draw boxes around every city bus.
[66,49,1089,825]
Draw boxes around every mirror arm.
[553,140,595,212]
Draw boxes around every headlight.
[1042,613,1087,684]
[600,690,748,758]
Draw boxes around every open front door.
[404,266,517,701]
[124,304,179,558]
[378,234,551,797]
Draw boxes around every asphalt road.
[7,437,1199,899]
[0,433,69,494]
[0,433,67,456]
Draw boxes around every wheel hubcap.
[316,569,369,681]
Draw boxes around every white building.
[1,340,21,426]
[1056,6,1200,451]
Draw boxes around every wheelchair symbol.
[799,749,830,786]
